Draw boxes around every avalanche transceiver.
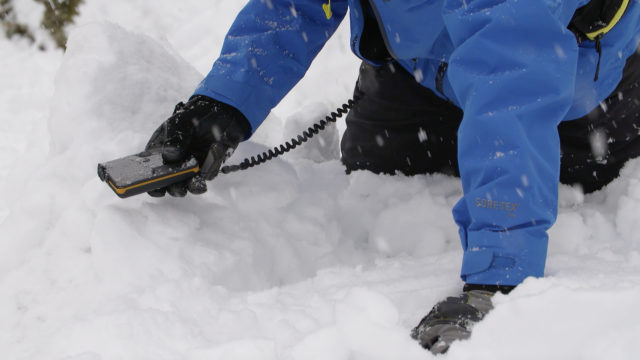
[97,150,199,198]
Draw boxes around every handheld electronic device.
[97,150,199,198]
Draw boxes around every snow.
[1,1,639,359]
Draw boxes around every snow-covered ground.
[1,1,639,359]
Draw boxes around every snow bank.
[0,20,457,359]
[0,1,639,359]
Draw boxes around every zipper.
[594,33,603,82]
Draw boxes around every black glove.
[145,95,251,197]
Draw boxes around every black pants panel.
[558,52,640,192]
[341,55,640,193]
[341,62,463,177]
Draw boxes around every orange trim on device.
[108,166,200,195]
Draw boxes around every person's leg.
[341,61,463,176]
[559,50,640,193]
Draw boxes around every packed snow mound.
[0,3,639,360]
[49,22,202,155]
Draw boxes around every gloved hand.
[410,289,495,355]
[145,95,251,197]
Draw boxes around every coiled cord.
[220,98,357,174]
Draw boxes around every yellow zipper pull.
[322,0,333,20]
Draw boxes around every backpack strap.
[569,0,630,81]
[569,0,630,42]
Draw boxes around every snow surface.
[1,1,640,359]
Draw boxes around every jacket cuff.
[192,78,273,136]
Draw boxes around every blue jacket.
[194,0,640,286]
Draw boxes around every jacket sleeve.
[443,0,580,285]
[192,0,349,132]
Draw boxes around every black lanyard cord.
[220,97,359,174]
